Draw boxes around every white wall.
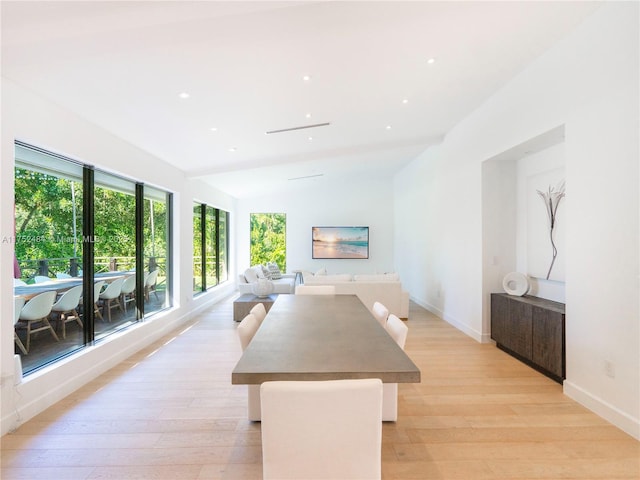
[394,3,639,438]
[0,79,236,435]
[236,176,396,276]
[516,143,566,303]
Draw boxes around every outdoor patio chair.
[99,277,125,322]
[93,280,106,321]
[17,290,59,352]
[51,285,83,338]
[144,269,159,302]
[14,296,27,355]
[120,274,136,313]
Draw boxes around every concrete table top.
[231,294,421,385]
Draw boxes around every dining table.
[231,294,421,385]
[13,270,135,300]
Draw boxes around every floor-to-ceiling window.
[13,142,173,374]
[144,186,171,315]
[205,206,218,289]
[14,146,85,368]
[192,202,229,294]
[193,203,203,294]
[93,172,137,339]
[219,210,229,283]
[250,213,286,272]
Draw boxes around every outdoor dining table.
[13,270,135,300]
[13,278,83,300]
[231,294,421,385]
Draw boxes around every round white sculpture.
[502,272,530,296]
[252,278,275,297]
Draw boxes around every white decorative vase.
[252,278,275,297]
[502,272,530,296]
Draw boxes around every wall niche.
[481,125,566,336]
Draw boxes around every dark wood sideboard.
[491,293,566,384]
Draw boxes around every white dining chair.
[237,313,259,351]
[93,280,106,321]
[51,285,83,338]
[372,301,389,326]
[144,269,159,302]
[237,313,261,421]
[99,277,125,322]
[34,275,51,283]
[120,275,136,313]
[56,272,72,279]
[295,285,336,295]
[260,378,383,480]
[383,314,409,421]
[17,290,59,352]
[249,303,267,325]
[14,296,27,355]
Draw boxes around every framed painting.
[312,226,369,259]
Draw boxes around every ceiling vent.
[287,174,324,181]
[266,122,330,135]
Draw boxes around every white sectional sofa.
[237,264,296,295]
[304,273,410,319]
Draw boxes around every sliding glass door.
[13,142,173,375]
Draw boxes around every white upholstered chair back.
[382,314,409,421]
[237,313,259,351]
[385,314,408,349]
[372,301,389,326]
[249,303,267,325]
[295,285,336,295]
[260,378,383,480]
[236,312,261,420]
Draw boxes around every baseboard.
[564,380,640,440]
[411,296,487,343]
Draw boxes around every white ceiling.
[1,1,600,198]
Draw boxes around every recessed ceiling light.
[305,113,312,118]
[308,136,313,141]
[402,99,409,104]
[228,147,237,152]
[427,58,436,64]
[386,125,392,130]
[210,127,218,132]
[178,92,190,99]
[302,75,311,81]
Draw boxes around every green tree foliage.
[14,168,82,262]
[250,213,286,271]
[14,167,167,276]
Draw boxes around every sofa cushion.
[254,265,266,279]
[244,267,259,283]
[305,273,352,283]
[267,262,282,280]
[353,273,399,282]
[261,265,272,279]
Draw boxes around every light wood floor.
[2,297,638,479]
